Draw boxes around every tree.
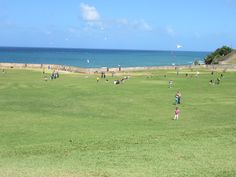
[204,46,233,64]
[193,60,200,65]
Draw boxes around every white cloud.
[80,3,100,21]
[79,3,105,31]
[79,3,153,33]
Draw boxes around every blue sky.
[0,0,235,51]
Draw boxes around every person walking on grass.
[173,107,180,120]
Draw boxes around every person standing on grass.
[178,90,182,104]
[173,107,180,120]
[169,80,173,88]
[175,94,179,104]
[175,90,182,104]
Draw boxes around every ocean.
[0,47,209,68]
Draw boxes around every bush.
[204,46,233,64]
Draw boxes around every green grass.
[0,69,236,177]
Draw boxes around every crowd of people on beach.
[95,71,129,85]
[114,76,129,85]
[43,70,60,81]
[50,70,60,80]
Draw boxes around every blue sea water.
[0,47,209,68]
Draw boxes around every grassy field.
[0,68,236,177]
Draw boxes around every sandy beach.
[1,62,236,74]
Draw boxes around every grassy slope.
[0,69,236,177]
[219,51,236,64]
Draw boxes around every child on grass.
[173,107,180,120]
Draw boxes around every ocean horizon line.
[0,46,211,53]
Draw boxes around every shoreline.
[1,62,236,73]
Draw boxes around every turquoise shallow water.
[0,47,209,68]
